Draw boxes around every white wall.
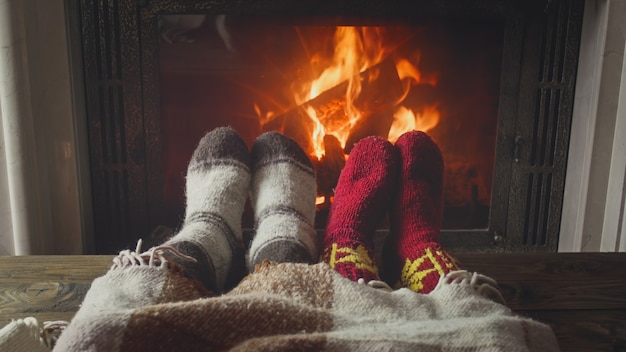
[0,0,86,254]
[0,98,16,255]
[560,0,626,252]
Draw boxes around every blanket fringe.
[19,317,43,345]
[41,320,69,349]
[0,317,65,351]
[110,239,197,275]
[434,270,506,304]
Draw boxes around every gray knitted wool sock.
[165,127,251,292]
[247,132,318,271]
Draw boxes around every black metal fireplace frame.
[75,0,584,254]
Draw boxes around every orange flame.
[296,27,386,159]
[389,56,440,143]
[388,105,441,143]
[395,56,438,86]
[254,103,276,126]
[256,26,441,160]
[396,58,423,82]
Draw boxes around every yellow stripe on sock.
[401,247,458,292]
[325,243,379,275]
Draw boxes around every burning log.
[263,57,405,200]
[343,108,396,153]
[262,57,405,156]
[345,58,405,152]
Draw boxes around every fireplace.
[158,17,502,228]
[77,0,584,254]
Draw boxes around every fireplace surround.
[75,0,584,254]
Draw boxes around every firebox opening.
[158,15,504,231]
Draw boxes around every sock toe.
[189,126,250,170]
[394,130,444,191]
[251,131,314,169]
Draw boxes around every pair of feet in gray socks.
[163,127,318,293]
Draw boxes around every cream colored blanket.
[38,260,560,351]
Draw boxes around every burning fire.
[256,26,440,160]
[293,27,383,159]
[388,105,440,143]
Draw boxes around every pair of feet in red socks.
[323,131,459,294]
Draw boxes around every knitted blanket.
[50,260,559,351]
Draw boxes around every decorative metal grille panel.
[506,0,583,251]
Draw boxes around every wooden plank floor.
[459,253,626,352]
[0,256,112,327]
[1,253,625,351]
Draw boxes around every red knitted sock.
[323,136,399,283]
[383,131,459,293]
